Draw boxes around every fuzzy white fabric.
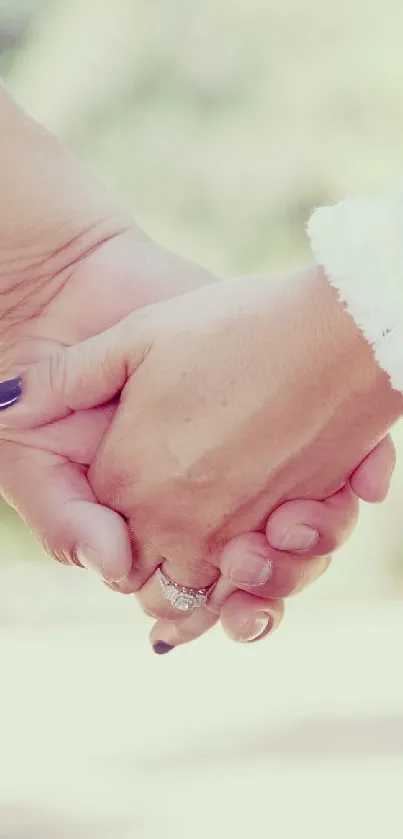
[307,184,403,393]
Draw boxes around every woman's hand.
[3,268,400,649]
[0,227,217,580]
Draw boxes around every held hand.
[0,85,395,649]
[2,268,399,649]
[0,226,388,651]
[0,229,216,581]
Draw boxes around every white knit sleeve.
[307,184,403,393]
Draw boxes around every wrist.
[304,263,403,443]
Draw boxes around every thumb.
[0,442,133,582]
[0,312,150,430]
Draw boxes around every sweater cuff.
[307,185,403,393]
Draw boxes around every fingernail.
[153,641,174,655]
[0,377,22,410]
[76,544,105,578]
[274,524,318,551]
[238,613,273,643]
[227,552,273,587]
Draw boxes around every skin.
[3,267,400,650]
[0,228,377,646]
[0,83,395,648]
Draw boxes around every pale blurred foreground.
[0,568,403,838]
[2,1,403,836]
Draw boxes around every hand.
[215,434,395,647]
[4,268,400,650]
[0,219,376,649]
[0,225,218,572]
[0,84,395,649]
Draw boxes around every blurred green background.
[1,0,403,598]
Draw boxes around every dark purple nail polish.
[0,377,22,410]
[153,641,174,655]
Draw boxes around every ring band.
[156,567,215,612]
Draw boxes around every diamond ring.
[156,567,216,612]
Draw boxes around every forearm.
[0,82,133,322]
[294,264,403,471]
[0,84,216,347]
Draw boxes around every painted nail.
[75,544,105,578]
[274,524,318,552]
[0,377,22,410]
[238,613,273,642]
[153,641,174,655]
[227,552,273,587]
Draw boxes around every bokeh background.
[1,1,403,837]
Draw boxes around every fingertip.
[219,532,274,588]
[152,641,175,655]
[350,436,396,503]
[149,608,219,651]
[220,532,271,567]
[265,502,320,553]
[71,503,133,582]
[220,592,284,643]
[0,362,68,430]
[266,486,358,556]
[0,377,22,413]
[0,450,133,584]
[149,621,180,652]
